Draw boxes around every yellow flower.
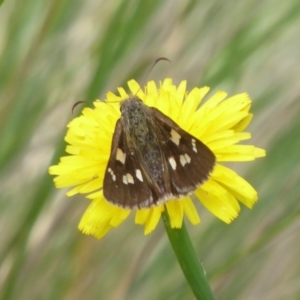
[49,79,265,239]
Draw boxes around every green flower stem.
[162,211,216,300]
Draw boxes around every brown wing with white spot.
[151,108,216,196]
[103,120,155,208]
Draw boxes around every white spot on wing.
[170,129,181,145]
[116,148,126,164]
[168,157,177,170]
[192,139,197,153]
[123,175,128,185]
[108,168,116,181]
[180,153,191,166]
[136,169,143,182]
[180,155,187,166]
[126,173,134,184]
[184,153,191,163]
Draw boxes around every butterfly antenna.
[134,57,171,96]
[72,101,86,114]
[144,57,171,82]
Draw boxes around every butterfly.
[103,96,216,209]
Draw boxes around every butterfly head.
[120,96,143,114]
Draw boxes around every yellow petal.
[76,177,103,194]
[195,180,240,223]
[232,114,253,132]
[106,91,122,103]
[144,206,164,235]
[78,197,114,239]
[128,80,145,99]
[180,86,210,131]
[110,208,131,227]
[86,191,103,200]
[206,131,251,151]
[189,90,228,138]
[135,208,151,225]
[182,197,201,225]
[216,145,266,161]
[144,81,159,107]
[117,87,128,99]
[211,164,258,208]
[165,200,184,228]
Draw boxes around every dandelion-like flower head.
[49,79,265,239]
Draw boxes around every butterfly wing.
[103,120,155,208]
[151,108,216,197]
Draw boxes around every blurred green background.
[1,1,300,299]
